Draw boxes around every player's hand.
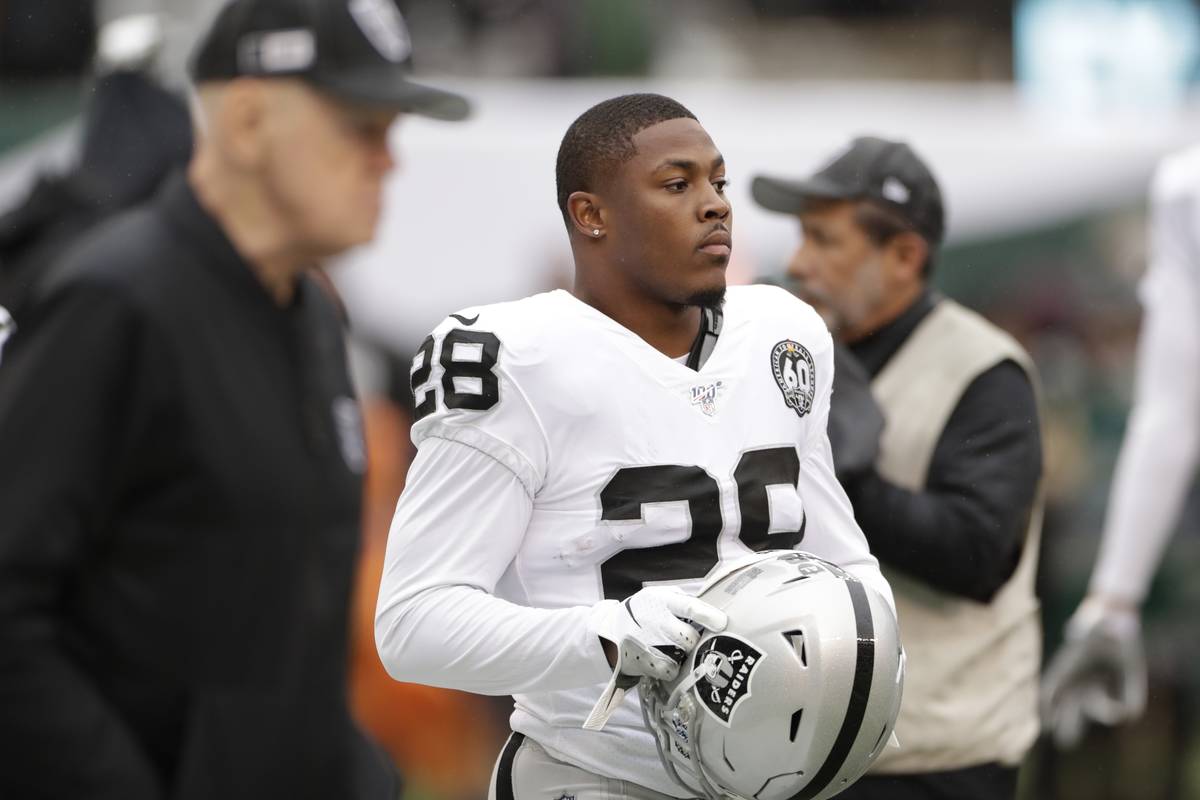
[1040,596,1147,749]
[583,586,726,731]
[589,586,727,681]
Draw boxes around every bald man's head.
[189,77,399,258]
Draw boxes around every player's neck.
[573,282,703,360]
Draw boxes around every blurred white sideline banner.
[4,79,1199,351]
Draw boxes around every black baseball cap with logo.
[190,0,470,120]
[752,136,945,244]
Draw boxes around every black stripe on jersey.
[789,578,875,800]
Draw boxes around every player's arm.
[375,435,614,694]
[376,321,721,695]
[841,360,1041,603]
[1087,184,1200,609]
[796,329,895,611]
[375,435,720,695]
[1041,168,1200,747]
[0,281,164,798]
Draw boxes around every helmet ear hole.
[789,708,805,742]
[784,629,807,666]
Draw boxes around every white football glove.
[583,586,727,730]
[1041,597,1147,749]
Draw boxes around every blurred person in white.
[376,93,895,800]
[1042,144,1200,748]
[753,137,1045,800]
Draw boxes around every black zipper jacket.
[0,173,397,800]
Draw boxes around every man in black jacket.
[0,1,468,798]
[754,137,1043,800]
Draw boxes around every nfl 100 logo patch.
[688,380,724,417]
[770,340,815,418]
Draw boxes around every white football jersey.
[376,284,888,797]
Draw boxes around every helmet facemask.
[641,649,754,800]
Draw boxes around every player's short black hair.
[555,93,698,227]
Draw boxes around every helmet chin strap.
[642,658,752,800]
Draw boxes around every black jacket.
[830,290,1043,603]
[0,174,396,800]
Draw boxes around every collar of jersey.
[552,290,741,390]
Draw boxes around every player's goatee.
[687,286,727,309]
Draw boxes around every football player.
[1042,143,1200,747]
[375,94,894,799]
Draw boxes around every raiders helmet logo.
[770,340,816,418]
[694,634,765,726]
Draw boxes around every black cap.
[752,136,944,244]
[190,0,469,121]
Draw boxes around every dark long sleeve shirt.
[833,290,1042,603]
[0,174,395,800]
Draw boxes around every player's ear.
[887,231,928,283]
[567,191,606,240]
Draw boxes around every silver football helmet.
[639,551,904,800]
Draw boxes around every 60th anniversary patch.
[770,340,816,418]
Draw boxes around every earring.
[592,229,601,237]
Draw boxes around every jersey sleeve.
[408,314,549,496]
[374,437,613,694]
[1088,164,1200,604]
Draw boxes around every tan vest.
[869,299,1043,773]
